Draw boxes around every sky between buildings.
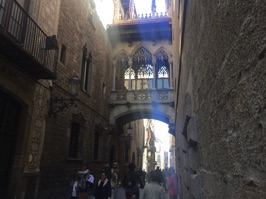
[95,0,166,28]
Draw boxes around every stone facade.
[38,0,114,199]
[173,0,266,198]
[0,0,113,198]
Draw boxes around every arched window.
[157,66,169,89]
[124,67,135,89]
[131,46,153,90]
[136,64,154,90]
[155,48,169,89]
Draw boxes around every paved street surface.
[114,187,169,199]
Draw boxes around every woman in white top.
[143,171,165,199]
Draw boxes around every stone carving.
[134,92,151,100]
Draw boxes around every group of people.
[69,162,178,199]
[69,163,120,199]
[123,164,178,199]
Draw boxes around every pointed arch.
[114,50,130,90]
[131,45,153,65]
[154,47,170,61]
[114,49,129,68]
[129,45,154,90]
[154,47,170,89]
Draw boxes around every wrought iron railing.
[0,0,58,74]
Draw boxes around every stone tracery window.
[124,67,135,89]
[155,48,169,89]
[132,46,153,90]
[157,65,169,89]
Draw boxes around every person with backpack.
[123,162,144,199]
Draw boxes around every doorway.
[0,90,22,198]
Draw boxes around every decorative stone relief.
[25,83,50,172]
[134,92,151,100]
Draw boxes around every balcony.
[109,89,175,125]
[110,89,174,105]
[0,0,58,79]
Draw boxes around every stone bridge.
[109,89,175,129]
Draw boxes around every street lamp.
[49,76,80,117]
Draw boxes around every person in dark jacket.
[94,171,112,199]
[123,162,144,199]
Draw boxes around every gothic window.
[131,46,153,90]
[157,66,169,89]
[81,45,92,93]
[136,64,154,90]
[154,48,170,89]
[116,51,129,90]
[124,67,135,90]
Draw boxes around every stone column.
[168,55,173,89]
[129,0,135,19]
[113,0,120,22]
[128,58,133,90]
[152,57,156,89]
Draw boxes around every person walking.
[111,162,120,199]
[123,162,144,199]
[143,171,165,199]
[87,171,95,199]
[70,174,81,199]
[167,167,178,199]
[94,171,112,199]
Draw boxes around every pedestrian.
[94,171,112,199]
[77,164,91,199]
[87,171,95,199]
[167,167,178,199]
[111,162,120,199]
[123,162,144,199]
[104,163,112,180]
[70,174,81,199]
[137,167,145,187]
[143,171,165,199]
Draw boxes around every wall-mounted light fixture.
[127,123,133,136]
[120,123,133,141]
[49,76,80,117]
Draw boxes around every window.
[102,83,106,96]
[60,45,66,64]
[124,67,135,89]
[81,45,92,93]
[68,123,80,159]
[136,64,154,90]
[157,66,169,89]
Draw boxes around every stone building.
[173,0,266,198]
[0,0,115,198]
[1,0,265,199]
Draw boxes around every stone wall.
[38,0,113,198]
[175,0,266,198]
